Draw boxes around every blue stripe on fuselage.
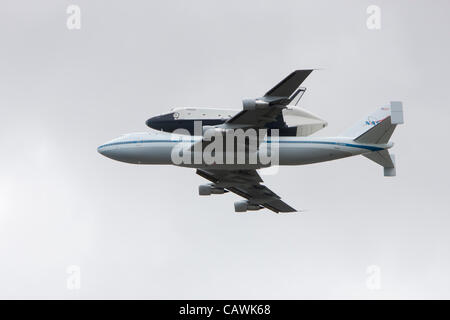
[97,139,384,152]
[270,140,384,152]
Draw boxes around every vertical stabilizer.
[345,101,404,176]
[340,101,403,144]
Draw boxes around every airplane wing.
[225,70,313,128]
[196,168,297,213]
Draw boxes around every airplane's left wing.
[224,70,313,128]
[196,169,297,213]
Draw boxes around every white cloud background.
[0,0,449,298]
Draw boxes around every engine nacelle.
[199,184,226,196]
[242,99,269,111]
[202,125,227,137]
[234,200,262,212]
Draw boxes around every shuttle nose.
[146,115,164,130]
[145,117,156,129]
[145,112,175,131]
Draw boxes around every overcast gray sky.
[1,0,449,299]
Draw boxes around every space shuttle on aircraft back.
[145,71,327,137]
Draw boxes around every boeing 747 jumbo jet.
[98,70,404,213]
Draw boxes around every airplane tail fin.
[340,101,404,143]
[340,101,404,176]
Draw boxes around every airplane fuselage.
[98,131,392,170]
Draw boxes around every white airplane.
[98,70,404,213]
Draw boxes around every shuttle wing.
[196,169,297,213]
[225,70,313,128]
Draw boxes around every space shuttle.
[145,72,327,137]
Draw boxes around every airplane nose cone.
[97,139,139,164]
[98,139,119,159]
[97,144,110,157]
[97,143,123,161]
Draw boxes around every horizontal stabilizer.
[363,151,396,176]
[363,150,394,168]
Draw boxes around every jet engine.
[234,200,262,212]
[242,99,269,111]
[198,184,227,196]
[202,125,227,137]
